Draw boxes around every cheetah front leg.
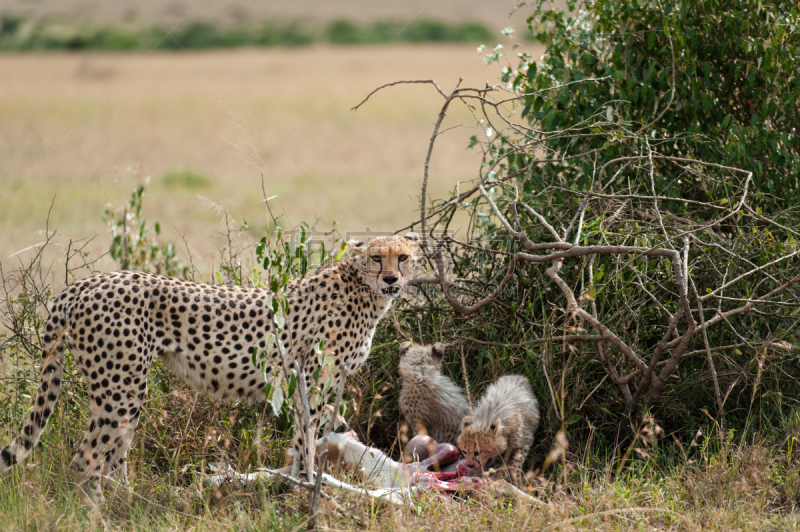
[496,446,529,485]
[287,399,322,480]
[286,368,339,480]
[507,448,524,470]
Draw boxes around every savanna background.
[2,0,800,530]
[0,0,540,269]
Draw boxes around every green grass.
[2,350,799,530]
[1,412,798,530]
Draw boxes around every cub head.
[349,232,421,298]
[457,416,506,469]
[398,341,446,375]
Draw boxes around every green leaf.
[269,384,284,416]
[251,346,260,367]
[263,382,272,401]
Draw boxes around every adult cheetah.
[0,233,420,500]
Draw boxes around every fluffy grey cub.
[398,342,471,445]
[457,374,540,472]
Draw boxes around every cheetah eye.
[398,254,409,262]
[371,255,382,263]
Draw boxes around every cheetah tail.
[0,309,68,473]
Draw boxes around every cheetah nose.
[383,274,398,285]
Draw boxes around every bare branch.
[351,79,446,111]
[692,279,726,431]
[420,80,464,242]
[694,272,800,333]
[701,249,800,302]
[516,202,561,242]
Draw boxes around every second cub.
[398,342,470,445]
[457,374,540,472]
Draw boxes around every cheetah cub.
[398,342,470,445]
[458,374,540,473]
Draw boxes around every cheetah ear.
[490,419,502,435]
[462,416,474,430]
[431,343,445,359]
[348,240,367,254]
[403,232,422,256]
[399,341,413,355]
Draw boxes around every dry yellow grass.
[0,43,543,274]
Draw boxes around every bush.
[365,22,396,43]
[518,0,800,209]
[402,19,449,42]
[92,29,141,50]
[0,15,494,50]
[254,21,314,47]
[453,21,493,42]
[0,14,22,36]
[349,0,800,456]
[327,19,361,44]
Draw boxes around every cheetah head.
[458,416,506,469]
[398,341,446,375]
[349,232,421,298]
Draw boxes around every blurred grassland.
[0,14,497,50]
[0,44,540,272]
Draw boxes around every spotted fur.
[0,233,420,500]
[398,342,470,444]
[457,375,540,474]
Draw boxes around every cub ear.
[403,232,420,243]
[431,343,446,359]
[399,341,413,355]
[348,240,366,254]
[462,416,474,430]
[489,419,502,434]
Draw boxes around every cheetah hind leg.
[69,400,142,503]
[69,429,106,505]
[101,404,141,488]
